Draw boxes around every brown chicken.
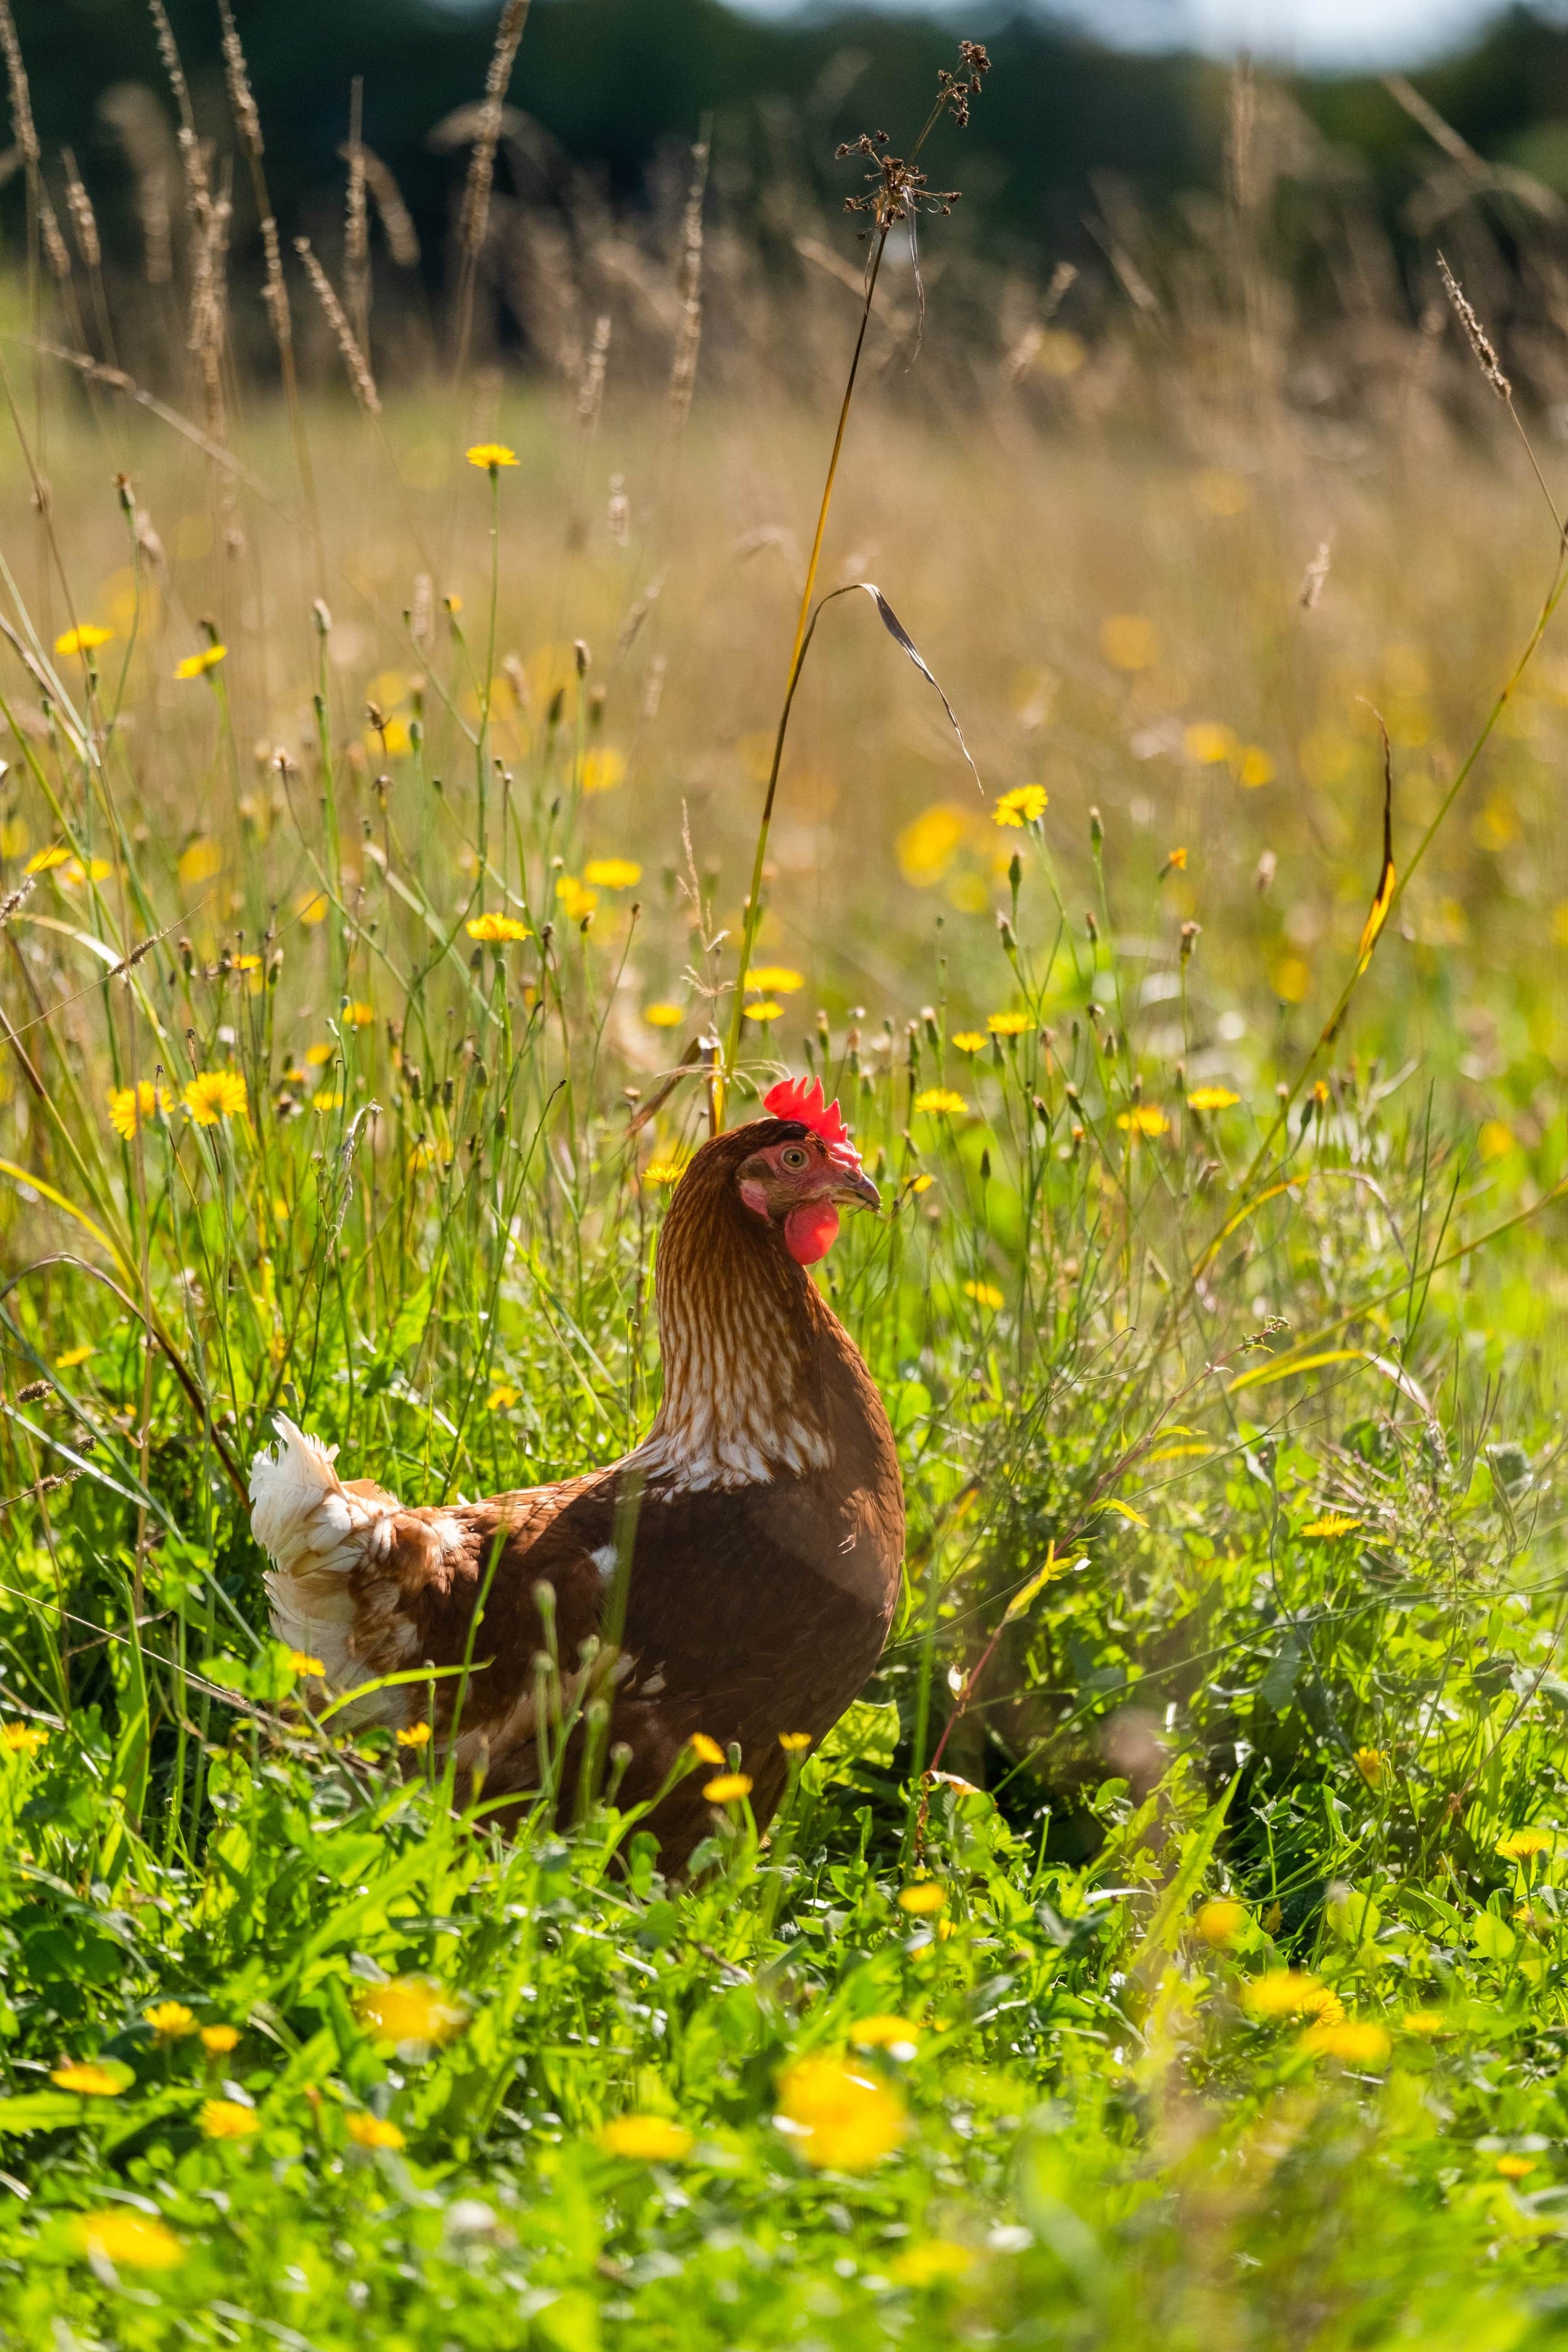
[249,1078,904,1865]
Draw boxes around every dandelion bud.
[979,1148,991,1181]
[1255,850,1277,894]
[574,638,590,678]
[1064,1082,1080,1105]
[115,472,134,519]
[1032,1094,1049,1124]
[1089,805,1103,849]
[179,936,194,976]
[547,686,565,730]
[1085,910,1098,943]
[1008,851,1022,893]
[1180,920,1201,963]
[997,912,1017,955]
[312,597,332,637]
[1276,1082,1289,1102]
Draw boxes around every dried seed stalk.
[460,0,531,257]
[1437,251,1510,399]
[295,236,380,415]
[189,181,232,439]
[666,141,708,434]
[147,0,211,229]
[345,80,369,349]
[61,149,100,271]
[577,313,611,429]
[0,0,38,169]
[354,144,420,269]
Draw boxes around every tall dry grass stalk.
[295,236,381,415]
[356,144,421,271]
[453,0,532,375]
[666,142,709,435]
[721,41,990,1108]
[346,81,371,355]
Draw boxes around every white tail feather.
[250,1413,400,1716]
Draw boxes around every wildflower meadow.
[3,4,1568,2346]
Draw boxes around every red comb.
[763,1074,859,1164]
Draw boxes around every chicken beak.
[833,1164,881,1212]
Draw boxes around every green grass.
[6,318,1568,2343]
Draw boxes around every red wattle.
[784,1202,839,1265]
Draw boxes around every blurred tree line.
[9,0,1568,314]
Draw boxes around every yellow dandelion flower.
[1497,2154,1538,2180]
[346,2114,406,2151]
[1402,2011,1447,2037]
[909,1173,934,1193]
[1498,1828,1555,1861]
[1237,744,1275,788]
[890,2240,973,2287]
[897,1882,947,1916]
[182,1070,249,1126]
[849,2014,920,2052]
[144,2001,197,2042]
[690,1734,725,1765]
[580,748,626,795]
[1195,1898,1246,1946]
[486,1384,519,1410]
[1300,1516,1362,1540]
[54,623,113,657]
[584,858,641,891]
[234,953,262,973]
[555,875,598,921]
[465,912,531,943]
[287,1651,327,1679]
[311,1089,345,1114]
[745,966,805,993]
[304,1042,335,1066]
[745,1000,783,1022]
[1166,845,1188,869]
[343,1001,375,1026]
[1479,1121,1515,1161]
[25,845,70,874]
[1185,721,1237,765]
[963,1280,1004,1310]
[1187,1087,1238,1112]
[643,1159,687,1186]
[645,1003,685,1028]
[355,1977,467,2049]
[987,1010,1030,1036]
[1116,1106,1169,1138]
[778,1731,812,1753]
[465,442,518,470]
[1354,1747,1384,1788]
[914,1088,967,1116]
[1300,2019,1390,2063]
[0,1723,46,1755]
[52,2062,125,2096]
[776,2057,905,2172]
[1243,1969,1326,2020]
[78,2210,183,2270]
[295,889,329,925]
[951,1032,985,1053]
[1299,1985,1345,2026]
[396,1722,433,1749]
[200,2099,258,2140]
[63,858,111,885]
[703,1771,753,1804]
[200,2025,240,2055]
[176,836,222,886]
[598,2115,693,2161]
[994,785,1048,828]
[54,1346,93,1369]
[1101,614,1156,671]
[173,643,226,680]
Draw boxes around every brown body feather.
[252,1117,904,1868]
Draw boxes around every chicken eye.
[780,1146,809,1169]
